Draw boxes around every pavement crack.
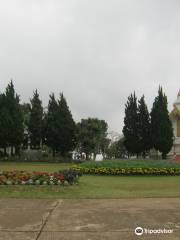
[35,200,62,240]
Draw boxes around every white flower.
[35,180,40,185]
[50,180,54,185]
[28,179,33,185]
[6,180,12,185]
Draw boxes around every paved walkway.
[0,199,180,240]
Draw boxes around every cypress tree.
[28,90,43,149]
[138,95,151,158]
[46,93,59,156]
[56,93,76,156]
[5,81,24,155]
[0,93,9,154]
[151,86,173,159]
[123,92,141,156]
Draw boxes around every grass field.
[0,175,179,198]
[0,161,180,199]
[1,159,179,172]
[0,162,73,172]
[80,159,180,168]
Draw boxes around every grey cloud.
[0,0,180,132]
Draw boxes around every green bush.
[71,165,180,176]
[80,159,180,169]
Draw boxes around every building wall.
[174,144,180,153]
[170,116,180,156]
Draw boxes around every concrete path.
[0,199,180,240]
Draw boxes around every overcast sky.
[0,0,180,133]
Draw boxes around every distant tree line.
[0,81,108,159]
[0,82,174,160]
[123,86,173,159]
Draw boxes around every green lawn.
[0,162,73,172]
[0,175,179,199]
[1,159,179,172]
[80,159,180,169]
[0,162,180,199]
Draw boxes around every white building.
[169,90,180,159]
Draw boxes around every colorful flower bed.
[0,169,81,185]
[71,166,180,176]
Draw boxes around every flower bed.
[0,169,81,185]
[71,166,180,176]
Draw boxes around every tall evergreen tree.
[56,93,76,156]
[151,86,173,159]
[0,93,9,154]
[123,92,141,156]
[46,93,59,156]
[138,95,151,157]
[4,81,24,155]
[46,93,76,157]
[28,90,43,149]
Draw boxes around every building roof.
[170,91,180,118]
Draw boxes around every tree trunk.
[4,147,7,156]
[142,152,146,159]
[85,152,89,160]
[162,152,166,159]
[15,145,20,156]
[52,149,55,157]
[11,146,14,156]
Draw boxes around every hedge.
[71,166,180,176]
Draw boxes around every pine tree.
[46,93,59,156]
[13,94,24,154]
[0,93,8,154]
[28,90,43,149]
[123,92,141,156]
[138,95,151,157]
[46,93,76,157]
[4,81,24,155]
[151,86,173,159]
[56,93,76,156]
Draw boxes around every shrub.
[59,169,82,185]
[80,159,180,169]
[71,165,180,176]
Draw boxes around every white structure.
[107,131,122,143]
[169,90,180,157]
[95,154,103,161]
